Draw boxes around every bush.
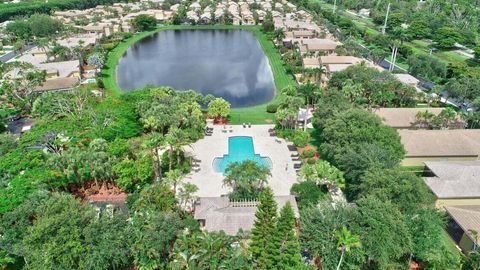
[301,149,316,159]
[307,158,316,164]
[266,103,279,113]
[292,131,310,147]
[290,181,328,208]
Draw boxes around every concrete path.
[185,125,299,197]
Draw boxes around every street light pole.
[382,3,391,35]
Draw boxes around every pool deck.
[185,125,299,197]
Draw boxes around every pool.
[213,136,272,174]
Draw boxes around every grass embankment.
[101,24,296,125]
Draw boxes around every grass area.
[442,230,462,257]
[101,24,296,125]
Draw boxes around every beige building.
[194,196,299,235]
[445,205,480,252]
[374,107,445,129]
[424,161,480,208]
[299,38,338,54]
[399,129,480,166]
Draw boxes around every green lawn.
[101,24,296,125]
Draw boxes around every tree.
[0,133,17,156]
[300,203,365,270]
[276,202,303,269]
[249,188,278,269]
[352,167,435,211]
[320,108,405,168]
[336,142,401,191]
[21,193,94,270]
[177,182,198,211]
[165,169,183,194]
[335,226,362,270]
[131,14,157,31]
[113,155,153,192]
[463,251,480,270]
[132,211,184,269]
[434,27,462,49]
[328,65,417,108]
[143,132,166,181]
[6,20,32,40]
[407,54,447,82]
[208,98,230,122]
[170,231,250,270]
[130,182,176,214]
[87,53,104,69]
[223,160,271,199]
[28,14,62,38]
[299,159,345,189]
[475,46,480,62]
[407,208,461,269]
[352,196,412,269]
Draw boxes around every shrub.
[290,181,328,208]
[292,131,310,147]
[266,103,279,113]
[307,158,316,164]
[301,149,316,159]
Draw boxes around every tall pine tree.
[249,187,278,269]
[276,202,303,269]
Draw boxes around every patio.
[184,125,298,197]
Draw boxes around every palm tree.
[439,107,456,128]
[273,28,285,44]
[415,110,436,129]
[143,132,166,181]
[166,127,181,171]
[34,37,50,56]
[165,169,183,194]
[336,226,362,270]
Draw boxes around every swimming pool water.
[213,136,271,174]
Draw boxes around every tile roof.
[399,129,480,158]
[445,205,480,243]
[374,108,444,129]
[194,196,299,235]
[424,161,480,198]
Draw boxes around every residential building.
[399,130,480,166]
[445,205,480,252]
[194,196,299,235]
[373,107,445,129]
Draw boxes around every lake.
[116,29,276,108]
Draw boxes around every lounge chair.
[275,138,282,143]
[291,153,299,157]
[243,123,246,128]
[293,163,302,169]
[248,123,251,128]
[292,157,301,161]
[287,144,298,152]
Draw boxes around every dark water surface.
[116,29,276,107]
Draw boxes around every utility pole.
[333,0,337,14]
[382,3,391,35]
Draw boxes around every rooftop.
[445,205,480,244]
[320,55,361,65]
[399,129,480,158]
[424,161,480,199]
[34,77,79,92]
[374,107,444,129]
[194,195,299,235]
